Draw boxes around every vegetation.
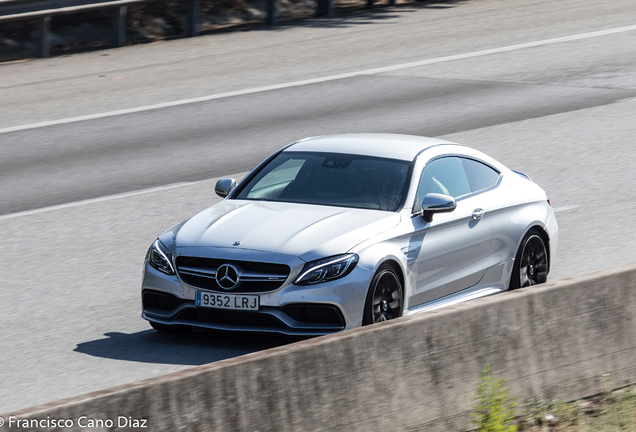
[516,388,636,431]
[473,365,518,432]
[471,366,636,432]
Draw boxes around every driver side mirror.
[215,178,236,198]
[421,193,456,223]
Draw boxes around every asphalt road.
[2,0,636,414]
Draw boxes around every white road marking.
[0,182,196,222]
[0,172,250,221]
[553,205,580,213]
[2,25,636,135]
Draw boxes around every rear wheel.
[363,264,403,325]
[510,229,548,290]
[150,321,193,333]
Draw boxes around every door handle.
[472,208,485,220]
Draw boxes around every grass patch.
[516,388,636,431]
[472,367,636,432]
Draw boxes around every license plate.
[195,291,259,311]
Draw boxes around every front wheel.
[363,264,403,325]
[510,228,549,290]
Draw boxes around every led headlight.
[294,254,358,285]
[148,239,176,275]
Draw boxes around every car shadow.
[74,329,291,366]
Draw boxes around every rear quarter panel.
[487,171,556,276]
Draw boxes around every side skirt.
[403,286,503,316]
[403,261,512,316]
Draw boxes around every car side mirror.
[421,193,456,223]
[215,178,236,198]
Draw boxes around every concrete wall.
[4,263,636,432]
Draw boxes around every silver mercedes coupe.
[141,134,558,335]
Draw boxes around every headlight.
[294,254,358,285]
[148,239,176,275]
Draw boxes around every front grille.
[176,256,290,293]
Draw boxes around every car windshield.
[234,152,410,211]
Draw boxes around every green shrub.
[473,365,518,432]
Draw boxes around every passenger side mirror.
[215,178,236,198]
[421,193,456,223]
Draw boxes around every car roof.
[284,134,458,161]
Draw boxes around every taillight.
[546,194,551,206]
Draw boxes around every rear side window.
[461,158,500,192]
[413,156,501,212]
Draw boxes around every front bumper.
[141,257,373,336]
[143,290,346,336]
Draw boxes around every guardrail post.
[113,5,127,47]
[266,0,276,25]
[366,0,373,8]
[38,15,51,58]
[187,0,199,37]
[317,0,333,16]
[388,0,395,5]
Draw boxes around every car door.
[407,156,495,308]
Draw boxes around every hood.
[170,200,401,262]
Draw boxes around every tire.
[150,321,193,333]
[362,263,404,325]
[510,228,549,290]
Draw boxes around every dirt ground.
[0,0,402,60]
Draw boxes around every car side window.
[461,158,500,192]
[414,157,471,210]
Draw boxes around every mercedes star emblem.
[216,264,239,290]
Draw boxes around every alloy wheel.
[371,270,402,323]
[519,235,548,287]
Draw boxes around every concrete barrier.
[4,263,636,431]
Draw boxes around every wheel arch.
[382,259,406,290]
[528,224,551,273]
[509,224,551,290]
[361,257,407,325]
[355,243,409,293]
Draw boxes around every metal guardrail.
[0,0,149,56]
[0,0,392,58]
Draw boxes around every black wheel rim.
[371,271,402,323]
[519,235,548,288]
